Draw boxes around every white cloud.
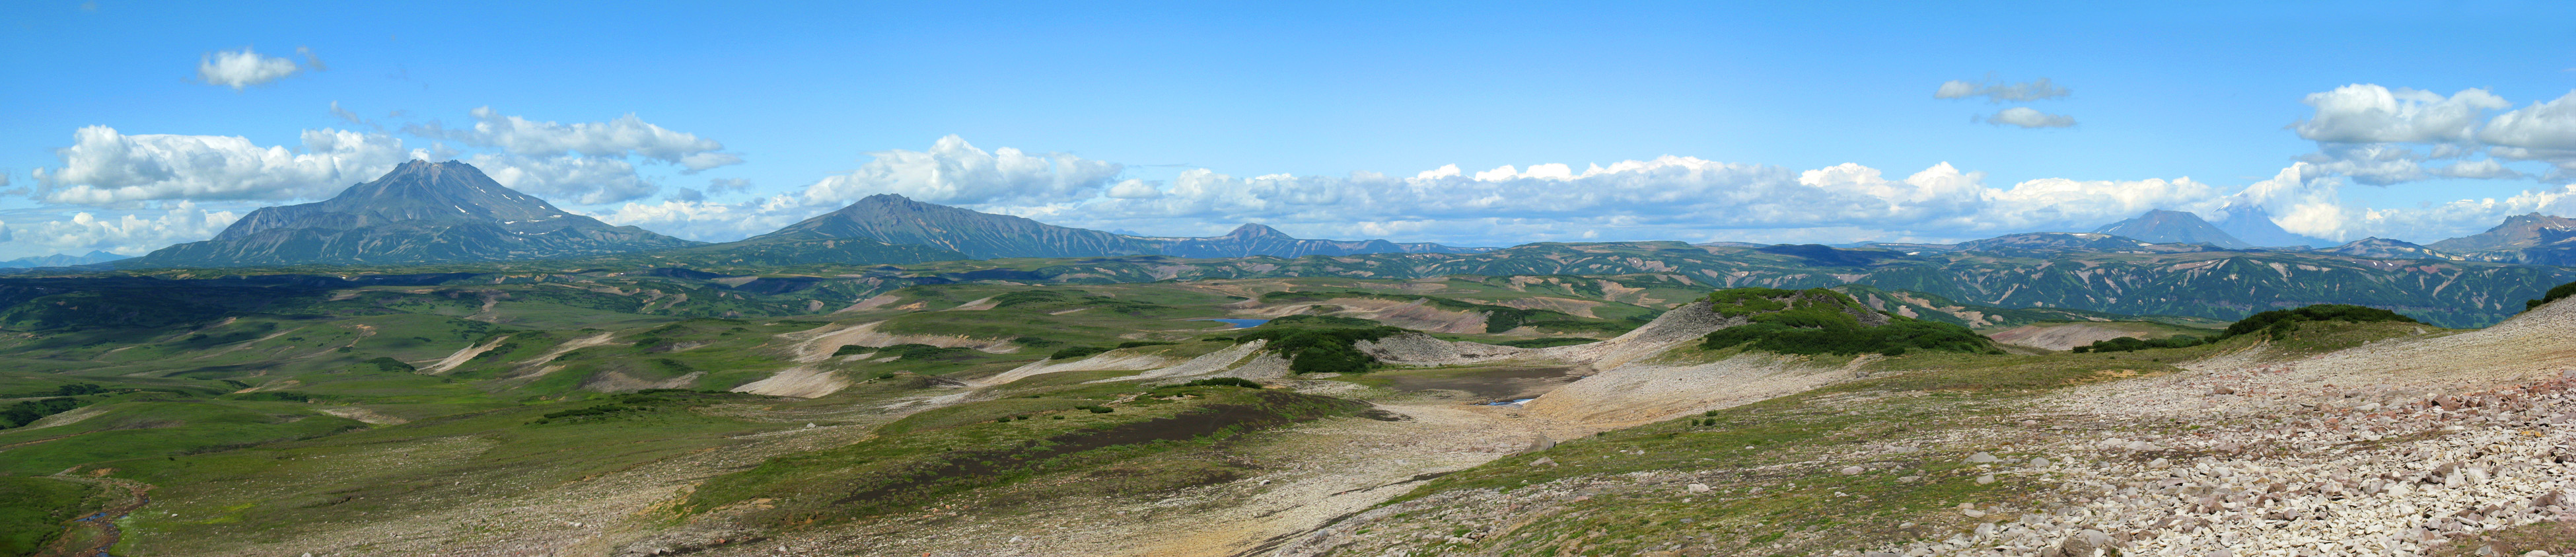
[2283,84,2576,186]
[797,135,1122,207]
[587,195,814,242]
[406,107,744,170]
[2293,85,2507,144]
[196,47,306,91]
[329,101,373,127]
[1934,77,2071,102]
[704,177,752,194]
[30,126,413,205]
[464,153,659,205]
[2480,90,2576,151]
[0,202,240,259]
[1984,107,2077,128]
[1105,179,1161,199]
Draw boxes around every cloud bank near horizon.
[11,83,2576,258]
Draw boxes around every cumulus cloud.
[1935,77,2070,102]
[464,153,659,205]
[0,202,240,259]
[2293,85,2507,144]
[406,107,744,171]
[1984,107,2077,128]
[2480,90,2576,151]
[196,47,311,90]
[704,177,752,194]
[30,126,414,205]
[2285,84,2576,186]
[797,135,1122,207]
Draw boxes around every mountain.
[1139,224,1485,258]
[124,160,699,268]
[751,194,1161,259]
[754,194,1485,260]
[1954,232,2216,256]
[0,250,127,268]
[2321,237,2458,260]
[2428,213,2576,254]
[2211,204,2335,247]
[2091,209,2251,248]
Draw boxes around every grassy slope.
[0,476,102,556]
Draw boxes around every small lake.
[1196,318,1271,328]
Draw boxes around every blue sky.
[5,1,2576,259]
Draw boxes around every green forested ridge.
[1696,288,1999,356]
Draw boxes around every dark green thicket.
[1,397,83,428]
[1266,315,1383,328]
[1697,287,1997,356]
[362,357,417,374]
[528,391,735,424]
[2219,304,2419,340]
[1050,346,1112,360]
[2527,281,2576,311]
[1114,341,1177,350]
[2071,335,2209,353]
[840,343,978,361]
[1178,377,1264,389]
[1234,324,1408,374]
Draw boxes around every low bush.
[2219,304,2419,340]
[1050,346,1112,360]
[2071,335,2209,353]
[1234,324,1407,374]
[2526,281,2576,311]
[1697,287,1997,356]
[1179,377,1264,389]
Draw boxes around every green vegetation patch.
[2071,334,2209,353]
[2219,303,2419,340]
[1234,324,1408,374]
[0,476,103,556]
[1493,337,1598,349]
[680,388,1367,528]
[2526,280,2576,312]
[1698,288,1997,356]
[1260,290,1631,334]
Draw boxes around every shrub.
[833,344,876,357]
[2071,335,2210,353]
[2526,281,2576,311]
[1234,324,1407,374]
[1697,287,1996,355]
[1495,337,1598,349]
[1050,346,1112,360]
[1114,340,1178,350]
[363,357,417,373]
[1179,377,1264,389]
[1,398,83,429]
[2219,304,2419,340]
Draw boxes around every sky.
[4,1,2576,259]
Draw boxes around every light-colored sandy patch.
[20,404,112,430]
[834,294,905,313]
[1354,333,1530,366]
[317,406,411,426]
[782,321,1019,363]
[1096,341,1268,383]
[582,370,705,393]
[421,335,510,374]
[970,350,1186,387]
[1238,297,1489,334]
[522,333,617,371]
[945,296,999,311]
[1047,307,1091,315]
[1518,353,1866,438]
[732,366,849,398]
[1540,300,1738,369]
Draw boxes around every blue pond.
[1197,318,1271,328]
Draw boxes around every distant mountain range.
[0,250,127,268]
[754,193,1487,260]
[126,161,700,267]
[65,160,2576,280]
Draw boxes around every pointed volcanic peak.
[2320,238,2460,260]
[2091,209,2251,249]
[2211,204,2336,248]
[1145,223,1489,258]
[2427,213,2576,254]
[751,194,1161,259]
[126,160,699,268]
